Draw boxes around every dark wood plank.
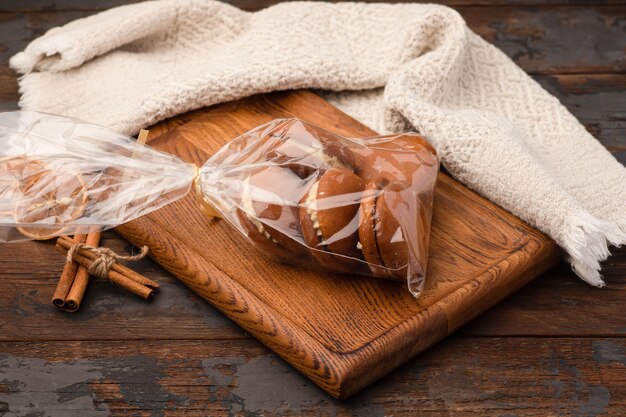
[0,337,624,416]
[459,5,626,74]
[0,71,16,111]
[461,245,626,337]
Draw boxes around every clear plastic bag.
[0,113,439,296]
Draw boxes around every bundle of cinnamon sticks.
[52,233,159,312]
[51,129,157,312]
[52,231,100,311]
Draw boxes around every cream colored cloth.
[10,0,625,286]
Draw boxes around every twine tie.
[66,243,149,279]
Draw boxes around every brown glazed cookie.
[358,178,409,281]
[299,167,365,271]
[352,133,438,283]
[353,133,438,184]
[236,165,309,260]
[264,120,357,178]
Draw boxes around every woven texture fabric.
[10,0,625,285]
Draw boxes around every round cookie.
[236,165,309,260]
[264,122,357,178]
[358,178,408,281]
[353,133,438,184]
[299,167,365,272]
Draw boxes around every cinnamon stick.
[52,233,87,308]
[57,236,159,289]
[64,231,101,312]
[54,243,154,300]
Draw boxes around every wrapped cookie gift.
[0,112,439,296]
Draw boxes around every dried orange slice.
[4,156,89,240]
[0,155,48,217]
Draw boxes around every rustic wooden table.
[0,1,624,416]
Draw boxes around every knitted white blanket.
[10,0,625,286]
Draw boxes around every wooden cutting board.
[115,90,560,399]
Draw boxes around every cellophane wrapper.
[0,111,195,242]
[0,113,439,297]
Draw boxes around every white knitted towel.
[10,0,625,286]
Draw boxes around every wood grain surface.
[111,90,560,398]
[0,0,624,415]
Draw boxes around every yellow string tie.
[193,165,222,219]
